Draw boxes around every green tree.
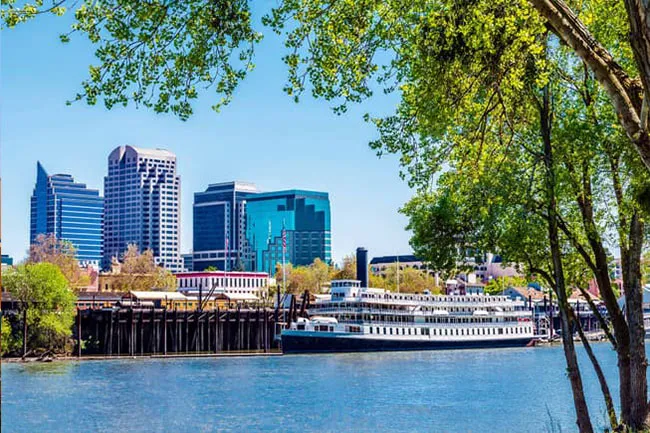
[1,316,21,357]
[1,1,262,121]
[484,277,528,296]
[3,263,76,354]
[6,1,650,174]
[377,264,440,293]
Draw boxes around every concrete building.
[103,146,181,271]
[473,253,521,282]
[30,162,104,266]
[445,273,486,295]
[192,181,259,271]
[176,271,269,301]
[246,190,331,273]
[370,255,432,275]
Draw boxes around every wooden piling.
[72,307,278,357]
[214,309,219,353]
[77,308,82,358]
[163,309,168,355]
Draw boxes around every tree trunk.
[572,307,618,431]
[528,0,650,171]
[622,0,650,103]
[572,161,633,424]
[621,212,648,429]
[540,83,594,433]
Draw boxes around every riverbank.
[2,350,283,363]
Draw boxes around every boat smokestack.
[356,247,368,288]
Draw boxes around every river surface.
[1,344,625,432]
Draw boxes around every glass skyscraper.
[30,162,103,266]
[246,190,331,273]
[193,181,259,271]
[103,146,181,271]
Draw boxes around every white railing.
[309,306,532,318]
[329,320,531,329]
[316,300,527,310]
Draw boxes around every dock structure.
[76,307,285,356]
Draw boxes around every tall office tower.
[103,146,181,271]
[30,162,104,266]
[192,181,259,271]
[245,190,331,273]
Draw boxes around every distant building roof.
[247,189,329,201]
[370,255,422,265]
[108,145,176,162]
[460,281,485,287]
[569,290,600,303]
[176,271,269,278]
[77,291,125,301]
[224,293,259,301]
[506,286,546,301]
[200,181,259,193]
[127,291,186,301]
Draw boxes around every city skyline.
[7,147,410,266]
[1,6,413,266]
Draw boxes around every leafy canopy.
[3,263,76,352]
[2,0,262,120]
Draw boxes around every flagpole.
[225,233,229,300]
[282,220,287,325]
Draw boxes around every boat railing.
[308,306,532,318]
[324,320,532,329]
[333,299,526,308]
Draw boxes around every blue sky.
[1,4,413,265]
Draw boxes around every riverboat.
[281,279,534,354]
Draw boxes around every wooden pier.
[76,307,285,356]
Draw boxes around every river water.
[2,344,624,432]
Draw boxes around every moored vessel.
[281,279,534,354]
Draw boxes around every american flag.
[281,228,286,251]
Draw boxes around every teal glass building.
[245,190,331,273]
[30,162,104,265]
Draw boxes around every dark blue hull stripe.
[281,335,532,353]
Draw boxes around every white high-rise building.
[103,146,181,271]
